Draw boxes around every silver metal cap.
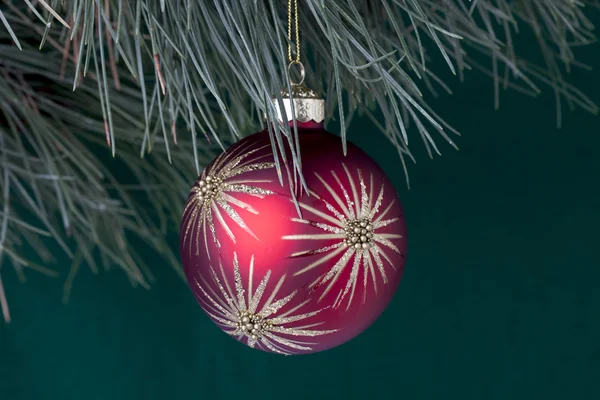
[272,84,325,124]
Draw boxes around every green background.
[1,35,600,400]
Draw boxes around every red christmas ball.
[180,111,407,355]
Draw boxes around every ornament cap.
[271,83,326,124]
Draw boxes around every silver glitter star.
[182,140,277,258]
[282,164,404,311]
[193,253,338,355]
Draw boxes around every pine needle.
[0,9,22,50]
[37,0,71,29]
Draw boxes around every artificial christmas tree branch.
[0,0,598,323]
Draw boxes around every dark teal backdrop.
[1,40,599,399]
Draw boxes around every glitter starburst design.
[182,140,277,258]
[282,164,404,310]
[193,253,338,355]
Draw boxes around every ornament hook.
[288,61,305,86]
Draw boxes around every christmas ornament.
[180,3,406,355]
[180,80,408,354]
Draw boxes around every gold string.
[288,0,300,64]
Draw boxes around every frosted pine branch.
[0,0,598,322]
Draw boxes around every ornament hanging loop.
[288,61,305,86]
[288,0,301,64]
[287,0,304,86]
[274,0,324,124]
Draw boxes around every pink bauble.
[180,121,407,355]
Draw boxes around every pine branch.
[0,0,598,322]
[0,38,220,314]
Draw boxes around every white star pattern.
[182,140,277,259]
[193,253,338,355]
[282,164,404,310]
